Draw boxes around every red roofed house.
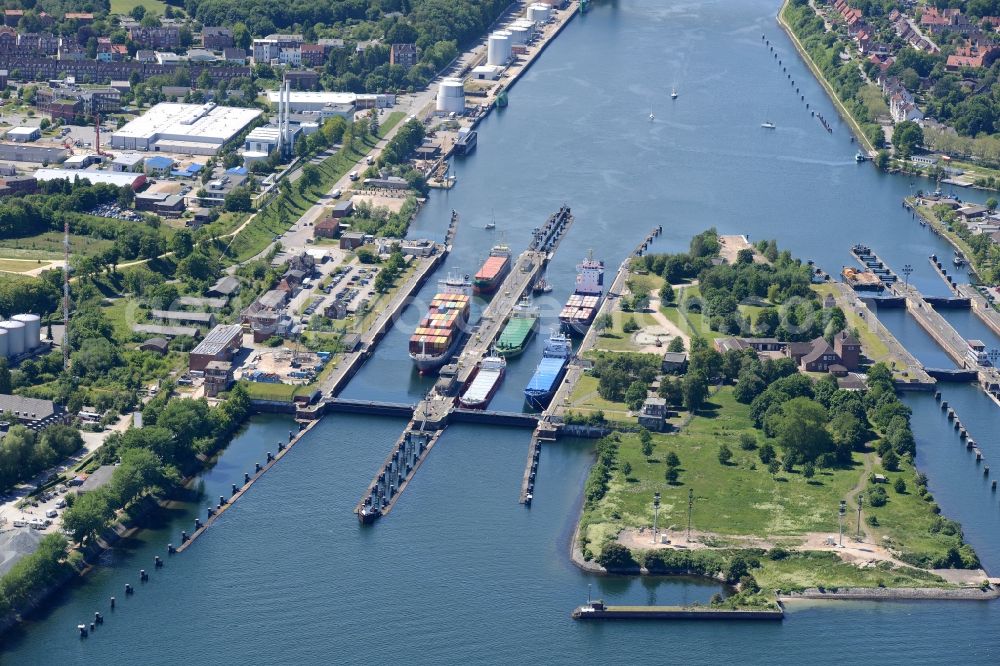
[946,43,1000,70]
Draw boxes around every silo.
[0,328,8,359]
[487,33,511,66]
[13,314,40,350]
[0,320,25,356]
[436,78,466,115]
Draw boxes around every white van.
[365,155,374,165]
[45,509,58,519]
[331,188,342,199]
[349,171,359,181]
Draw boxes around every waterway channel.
[5,1,1000,662]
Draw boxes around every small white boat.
[485,210,496,230]
[649,104,655,121]
[761,121,776,129]
[671,87,678,100]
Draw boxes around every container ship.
[409,274,472,374]
[473,243,512,295]
[457,351,506,409]
[496,296,539,357]
[559,252,605,335]
[523,331,573,410]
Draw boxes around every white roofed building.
[110,102,263,155]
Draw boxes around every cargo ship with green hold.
[496,297,539,357]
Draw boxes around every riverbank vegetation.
[782,0,884,151]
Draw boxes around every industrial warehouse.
[109,102,263,155]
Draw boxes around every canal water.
[6,1,1000,662]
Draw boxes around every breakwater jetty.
[571,600,784,621]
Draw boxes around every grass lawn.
[566,374,632,421]
[593,311,659,352]
[0,232,113,260]
[581,387,971,575]
[243,381,297,401]
[755,552,950,592]
[110,0,167,15]
[0,258,52,273]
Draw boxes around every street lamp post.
[839,500,847,548]
[651,493,661,544]
[902,264,913,290]
[856,494,864,540]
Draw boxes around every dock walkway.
[519,227,663,505]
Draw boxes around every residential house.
[129,26,181,50]
[832,331,861,370]
[252,34,302,65]
[390,43,418,68]
[637,397,668,432]
[314,218,339,238]
[300,43,326,67]
[201,27,233,50]
[797,337,840,373]
[921,7,975,35]
[203,360,233,397]
[223,47,246,63]
[660,351,688,373]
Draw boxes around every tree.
[739,432,757,451]
[734,371,765,404]
[224,187,252,212]
[624,380,647,411]
[666,451,680,469]
[622,461,632,478]
[0,358,10,394]
[767,459,781,475]
[62,490,110,545]
[718,444,732,465]
[169,230,194,259]
[882,449,900,472]
[758,443,775,464]
[233,22,251,50]
[893,120,924,159]
[667,336,684,352]
[987,197,998,213]
[641,439,653,457]
[874,149,890,170]
[596,542,637,570]
[659,282,675,304]
[682,370,709,412]
[803,462,815,478]
[894,477,906,494]
[769,397,833,462]
[665,466,679,485]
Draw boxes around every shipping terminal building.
[110,102,262,156]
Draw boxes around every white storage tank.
[487,32,511,66]
[0,328,7,359]
[12,314,40,350]
[436,78,466,115]
[528,3,551,23]
[513,19,536,38]
[508,25,530,45]
[0,320,25,356]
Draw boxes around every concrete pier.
[356,208,575,521]
[175,418,321,553]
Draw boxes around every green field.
[0,232,113,260]
[0,258,54,273]
[592,311,660,352]
[110,0,168,16]
[566,374,632,421]
[754,552,950,592]
[580,388,972,575]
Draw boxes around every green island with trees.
[571,232,984,609]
